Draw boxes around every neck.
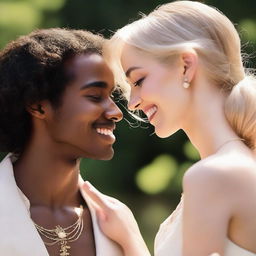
[13,135,82,208]
[182,80,244,159]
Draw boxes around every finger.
[84,181,116,202]
[104,194,119,204]
[82,181,109,208]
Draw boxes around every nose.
[128,92,142,111]
[105,100,123,122]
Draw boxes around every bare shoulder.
[183,151,256,206]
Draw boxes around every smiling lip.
[143,105,158,122]
[95,125,116,143]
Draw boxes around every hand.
[82,181,151,256]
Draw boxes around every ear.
[181,50,198,82]
[26,102,47,119]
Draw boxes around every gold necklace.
[216,138,245,152]
[34,205,84,256]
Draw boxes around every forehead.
[67,53,114,82]
[120,44,158,72]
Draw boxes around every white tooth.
[96,128,114,136]
[98,128,103,135]
[146,106,157,119]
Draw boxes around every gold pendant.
[55,226,71,256]
[60,240,71,256]
[55,225,67,239]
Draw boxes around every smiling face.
[121,44,191,138]
[44,53,123,160]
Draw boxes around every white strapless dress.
[154,196,256,256]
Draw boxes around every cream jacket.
[0,153,123,256]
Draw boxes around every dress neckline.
[227,239,256,255]
[162,195,256,255]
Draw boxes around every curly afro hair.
[0,28,105,153]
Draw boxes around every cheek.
[50,104,100,132]
[159,86,187,116]
[157,72,185,103]
[142,69,177,99]
[140,76,164,99]
[62,101,101,120]
[140,85,156,100]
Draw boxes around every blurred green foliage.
[0,0,255,252]
[136,154,178,194]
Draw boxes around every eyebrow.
[125,67,142,78]
[80,81,108,91]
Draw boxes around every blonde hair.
[105,0,256,149]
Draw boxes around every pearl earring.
[183,78,190,89]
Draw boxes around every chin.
[100,154,114,161]
[96,148,114,161]
[155,127,177,138]
[78,142,115,159]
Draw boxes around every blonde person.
[83,1,256,256]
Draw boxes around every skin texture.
[83,44,256,256]
[13,53,123,256]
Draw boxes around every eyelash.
[87,92,115,102]
[133,77,145,87]
[87,95,102,102]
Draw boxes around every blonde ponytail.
[225,75,256,149]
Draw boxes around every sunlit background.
[0,0,256,252]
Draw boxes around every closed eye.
[133,77,145,87]
[87,95,102,102]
